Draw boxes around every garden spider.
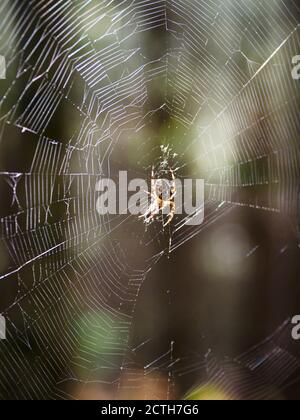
[140,166,176,227]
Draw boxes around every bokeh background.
[0,0,300,400]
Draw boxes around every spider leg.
[151,166,155,193]
[169,190,176,201]
[163,202,175,227]
[169,167,176,181]
[169,168,177,200]
[163,212,174,227]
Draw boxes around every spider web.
[0,0,299,400]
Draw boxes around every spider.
[140,166,176,227]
